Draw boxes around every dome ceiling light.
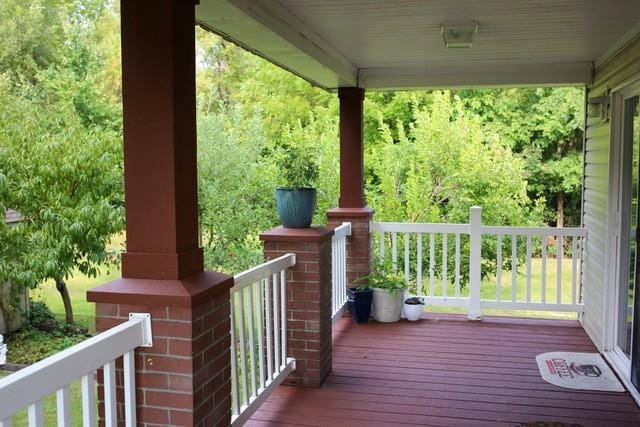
[441,22,479,48]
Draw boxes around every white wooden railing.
[371,206,586,319]
[231,254,296,426]
[331,222,351,325]
[0,313,152,427]
[0,335,6,366]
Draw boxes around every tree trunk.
[557,193,564,228]
[55,278,74,324]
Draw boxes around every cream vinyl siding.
[582,36,640,351]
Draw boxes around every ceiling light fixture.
[441,22,479,48]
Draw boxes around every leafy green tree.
[366,92,544,283]
[0,77,124,323]
[0,0,123,323]
[457,87,584,226]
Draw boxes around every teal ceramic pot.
[275,187,317,228]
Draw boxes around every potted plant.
[357,263,408,323]
[346,287,373,324]
[403,297,425,321]
[275,146,319,228]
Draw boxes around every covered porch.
[3,1,640,426]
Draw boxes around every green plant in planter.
[356,262,408,295]
[279,145,319,189]
[275,146,320,228]
[357,262,408,322]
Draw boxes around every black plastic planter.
[347,288,373,324]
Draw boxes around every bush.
[6,300,90,365]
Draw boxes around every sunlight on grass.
[30,268,119,332]
[424,258,580,320]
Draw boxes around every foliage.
[277,145,320,188]
[356,261,408,295]
[0,0,124,323]
[1,2,586,290]
[366,92,543,284]
[6,301,90,365]
[458,87,584,225]
[197,108,279,273]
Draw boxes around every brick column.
[260,226,333,387]
[88,274,233,426]
[328,208,374,289]
[87,1,233,425]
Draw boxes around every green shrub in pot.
[356,262,408,322]
[275,145,319,228]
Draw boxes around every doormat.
[536,352,624,392]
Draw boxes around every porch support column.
[328,87,374,290]
[88,1,232,426]
[261,227,334,387]
[338,87,365,209]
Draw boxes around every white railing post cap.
[129,313,153,347]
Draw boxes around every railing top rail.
[332,222,352,240]
[233,253,296,292]
[371,222,470,234]
[0,315,150,420]
[481,225,587,237]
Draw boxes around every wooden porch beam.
[359,61,594,90]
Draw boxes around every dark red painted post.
[87,1,232,426]
[328,87,374,289]
[337,87,366,209]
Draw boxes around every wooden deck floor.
[247,313,640,427]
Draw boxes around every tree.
[0,73,124,323]
[0,0,123,324]
[366,92,544,283]
[457,87,584,226]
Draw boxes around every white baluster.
[511,235,517,302]
[28,401,44,427]
[468,207,482,320]
[526,236,532,303]
[417,233,423,297]
[557,236,563,304]
[496,235,502,302]
[123,351,136,427]
[56,386,71,427]
[81,374,96,427]
[541,238,547,304]
[103,361,116,427]
[454,233,461,298]
[442,233,448,299]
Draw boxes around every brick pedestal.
[87,273,233,427]
[327,207,375,289]
[260,226,333,387]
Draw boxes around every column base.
[87,272,233,427]
[260,226,333,388]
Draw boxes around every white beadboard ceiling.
[197,0,640,90]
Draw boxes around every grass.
[0,370,90,427]
[423,258,580,320]
[30,267,119,332]
[27,257,579,335]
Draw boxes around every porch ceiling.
[196,0,640,91]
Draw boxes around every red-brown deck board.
[247,313,640,427]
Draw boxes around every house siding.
[582,36,640,351]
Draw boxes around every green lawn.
[30,267,119,332]
[424,257,580,320]
[28,257,579,333]
[0,371,89,426]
